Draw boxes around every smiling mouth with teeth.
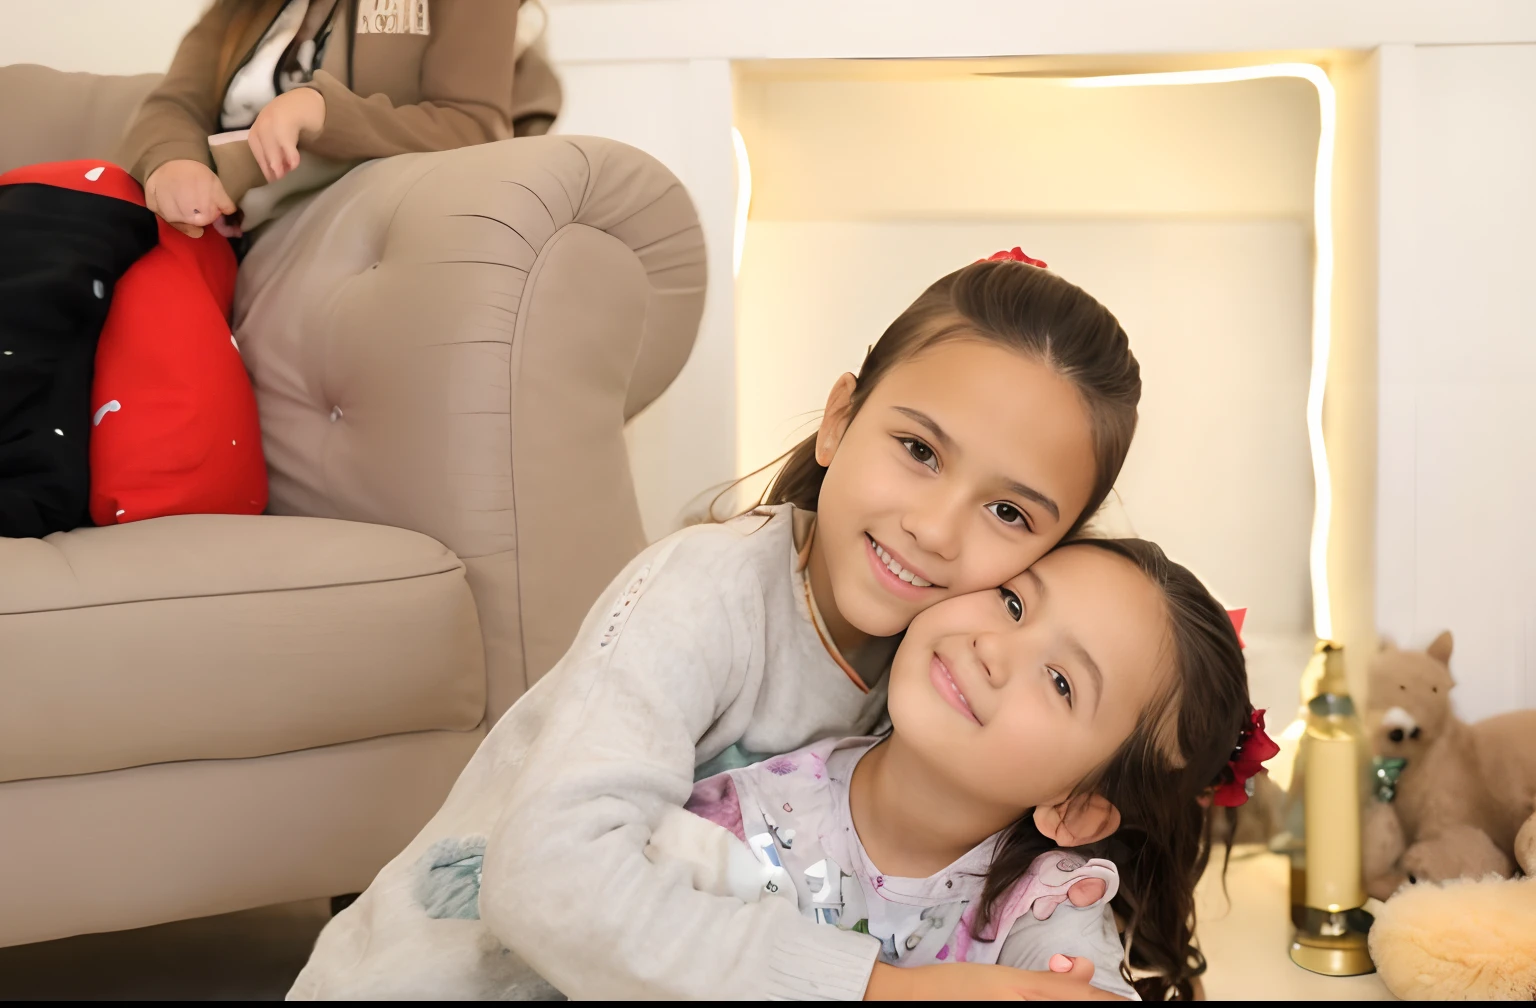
[868,534,934,588]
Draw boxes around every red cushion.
[0,160,266,524]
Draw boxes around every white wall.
[1376,44,1536,720]
[737,220,1316,639]
[545,0,1536,62]
[0,0,207,74]
[737,75,1318,221]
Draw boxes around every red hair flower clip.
[979,247,1048,269]
[1212,708,1281,808]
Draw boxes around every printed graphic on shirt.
[597,565,650,650]
[356,0,430,35]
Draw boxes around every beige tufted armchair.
[0,64,705,947]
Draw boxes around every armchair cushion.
[0,514,485,784]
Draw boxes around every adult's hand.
[247,87,326,183]
[144,158,236,238]
[863,957,1127,1001]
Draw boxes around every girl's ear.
[814,373,859,467]
[1034,794,1121,847]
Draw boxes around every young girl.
[118,0,558,238]
[288,251,1143,1000]
[654,537,1271,1002]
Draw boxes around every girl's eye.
[986,501,1031,531]
[999,587,1023,621]
[899,437,938,471]
[1048,668,1073,706]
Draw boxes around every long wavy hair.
[742,258,1140,541]
[974,538,1252,1001]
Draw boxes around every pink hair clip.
[979,247,1048,269]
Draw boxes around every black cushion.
[0,182,157,539]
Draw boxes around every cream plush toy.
[1360,632,1536,999]
[1368,874,1536,999]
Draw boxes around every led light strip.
[1072,64,1338,641]
[732,126,753,278]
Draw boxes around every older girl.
[119,0,558,238]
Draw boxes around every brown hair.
[975,538,1252,1001]
[754,259,1140,541]
[215,0,290,87]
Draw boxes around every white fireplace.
[548,1,1536,728]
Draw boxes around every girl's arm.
[866,960,1128,1001]
[296,0,543,162]
[477,536,881,1000]
[997,904,1139,1000]
[115,1,236,184]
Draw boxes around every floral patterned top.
[686,737,1139,997]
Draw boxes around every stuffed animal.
[1361,631,1536,898]
[1368,873,1536,999]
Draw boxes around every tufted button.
[330,406,343,422]
[92,280,105,299]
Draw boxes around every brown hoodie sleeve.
[298,0,521,162]
[115,1,238,185]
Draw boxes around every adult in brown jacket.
[117,0,560,238]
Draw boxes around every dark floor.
[0,900,329,1001]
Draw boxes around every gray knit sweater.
[289,506,896,999]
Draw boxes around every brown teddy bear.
[1361,631,1536,898]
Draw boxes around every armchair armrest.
[234,136,706,718]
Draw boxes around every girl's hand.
[248,87,326,183]
[864,958,1127,1001]
[144,158,237,238]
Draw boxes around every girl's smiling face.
[886,543,1174,815]
[811,338,1096,645]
